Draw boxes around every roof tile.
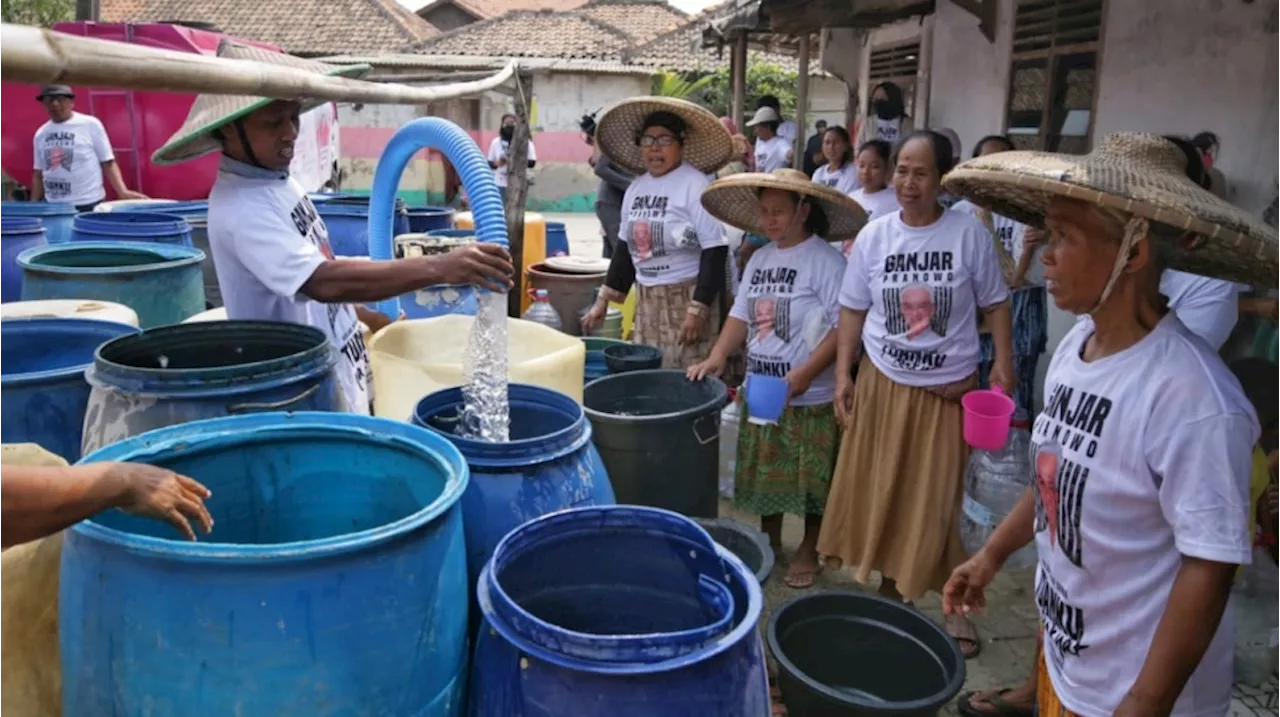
[99,0,438,56]
[416,9,634,59]
[418,0,589,20]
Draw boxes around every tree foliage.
[650,68,716,100]
[1,0,74,27]
[699,56,798,119]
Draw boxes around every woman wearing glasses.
[582,97,735,368]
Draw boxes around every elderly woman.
[941,132,1276,717]
[690,168,866,588]
[582,98,734,368]
[819,130,1014,658]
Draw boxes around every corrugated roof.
[99,0,439,56]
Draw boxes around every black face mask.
[500,126,515,141]
[872,99,900,121]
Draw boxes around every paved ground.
[548,210,1279,714]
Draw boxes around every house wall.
[864,0,1277,408]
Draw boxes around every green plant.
[1,0,74,26]
[650,68,715,100]
[700,55,798,118]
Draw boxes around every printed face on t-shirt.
[754,296,777,340]
[900,284,934,340]
[1035,444,1061,545]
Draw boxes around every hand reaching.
[108,463,214,541]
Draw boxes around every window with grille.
[869,40,920,116]
[1005,0,1104,154]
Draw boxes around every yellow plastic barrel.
[368,314,585,421]
[0,299,140,327]
[618,288,636,340]
[454,211,547,314]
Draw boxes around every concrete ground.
[548,210,1279,715]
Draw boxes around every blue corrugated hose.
[368,118,508,319]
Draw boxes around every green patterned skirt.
[733,398,840,517]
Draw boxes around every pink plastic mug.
[961,385,1015,451]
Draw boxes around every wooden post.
[914,14,935,127]
[731,34,748,131]
[504,71,534,318]
[856,32,871,138]
[794,34,811,170]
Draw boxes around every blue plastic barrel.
[1,201,76,243]
[413,384,614,595]
[469,506,770,716]
[2,217,48,302]
[63,412,471,717]
[316,195,410,257]
[17,241,206,328]
[70,211,193,246]
[397,232,479,319]
[546,221,570,257]
[407,205,456,234]
[0,318,139,462]
[81,320,344,454]
[582,337,627,384]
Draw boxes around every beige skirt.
[816,356,975,600]
[633,279,722,370]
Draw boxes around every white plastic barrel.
[0,299,140,327]
[369,314,586,421]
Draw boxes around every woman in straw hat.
[941,132,1276,717]
[581,97,734,368]
[152,42,513,415]
[690,168,866,588]
[818,130,1015,658]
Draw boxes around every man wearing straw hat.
[154,42,513,416]
[940,132,1276,717]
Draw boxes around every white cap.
[745,106,781,127]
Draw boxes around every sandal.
[957,689,1034,717]
[945,614,983,659]
[784,554,823,589]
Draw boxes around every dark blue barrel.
[70,211,193,246]
[0,318,139,462]
[469,506,769,716]
[315,195,410,257]
[545,221,570,257]
[81,320,345,455]
[582,337,627,384]
[63,412,471,716]
[1,201,76,243]
[17,241,206,328]
[128,201,218,306]
[407,205,456,233]
[397,232,479,318]
[413,384,614,595]
[2,217,48,302]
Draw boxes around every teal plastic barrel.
[63,412,471,716]
[17,241,206,328]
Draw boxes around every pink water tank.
[1,22,280,201]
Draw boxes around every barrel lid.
[544,255,609,274]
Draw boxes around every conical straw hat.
[595,96,733,175]
[943,132,1278,286]
[152,41,369,166]
[701,168,868,241]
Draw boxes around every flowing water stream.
[458,290,511,442]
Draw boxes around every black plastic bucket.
[693,517,774,585]
[767,591,965,716]
[583,370,728,518]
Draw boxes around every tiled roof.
[415,9,636,60]
[98,0,439,56]
[626,2,821,75]
[577,0,687,45]
[417,0,589,21]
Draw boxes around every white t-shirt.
[1160,270,1240,351]
[32,112,113,206]
[839,209,1008,386]
[207,158,371,415]
[754,136,792,173]
[487,136,538,189]
[1032,313,1257,717]
[618,162,726,287]
[811,162,858,195]
[731,236,845,406]
[873,116,905,143]
[850,186,900,226]
[778,120,798,144]
[951,200,1044,288]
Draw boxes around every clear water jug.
[521,289,563,331]
[959,408,1036,567]
[719,390,740,499]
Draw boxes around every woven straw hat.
[152,41,369,166]
[596,96,733,175]
[701,168,869,241]
[943,132,1278,286]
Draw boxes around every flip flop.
[784,562,822,589]
[946,615,983,659]
[957,690,1034,717]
